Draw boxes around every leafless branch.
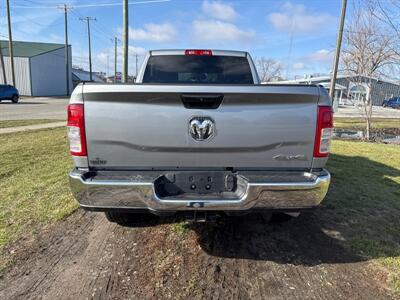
[341,6,400,139]
[255,57,283,82]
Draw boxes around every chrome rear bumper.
[69,169,330,212]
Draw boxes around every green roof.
[0,40,65,58]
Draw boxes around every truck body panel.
[68,50,332,218]
[83,84,320,170]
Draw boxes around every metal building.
[281,75,400,106]
[0,40,72,96]
[72,67,104,89]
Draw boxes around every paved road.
[0,210,395,300]
[0,97,68,121]
[2,97,400,122]
[335,105,400,118]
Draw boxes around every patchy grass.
[0,119,64,129]
[171,221,190,235]
[0,127,399,292]
[0,127,77,270]
[334,117,400,129]
[325,140,400,291]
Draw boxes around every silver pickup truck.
[68,49,332,224]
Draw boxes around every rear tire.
[259,212,272,222]
[270,212,300,223]
[104,211,154,225]
[105,211,134,225]
[11,95,19,103]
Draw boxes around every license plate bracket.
[155,171,237,197]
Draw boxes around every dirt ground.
[0,210,397,300]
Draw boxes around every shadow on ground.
[117,211,364,266]
[118,153,400,267]
[190,213,358,265]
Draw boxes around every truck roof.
[149,49,248,57]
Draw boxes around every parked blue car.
[382,97,400,109]
[0,84,19,103]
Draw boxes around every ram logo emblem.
[189,117,215,141]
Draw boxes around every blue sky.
[0,0,350,78]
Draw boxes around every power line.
[0,35,108,74]
[91,25,116,44]
[3,0,156,78]
[5,14,128,76]
[9,7,64,28]
[70,9,115,44]
[11,0,171,9]
[66,2,121,48]
[74,0,171,8]
[92,20,116,39]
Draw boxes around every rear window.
[142,55,254,84]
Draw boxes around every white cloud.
[94,46,147,74]
[12,11,60,37]
[307,49,333,62]
[292,62,305,70]
[127,46,148,56]
[129,23,176,42]
[96,46,147,65]
[202,0,237,22]
[267,2,335,34]
[96,52,108,65]
[192,20,255,42]
[48,34,63,43]
[289,49,333,75]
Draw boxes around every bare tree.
[341,7,399,140]
[366,0,400,71]
[255,57,283,82]
[367,0,400,37]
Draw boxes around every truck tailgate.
[83,84,320,170]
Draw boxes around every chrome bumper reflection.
[69,169,330,211]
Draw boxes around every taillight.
[185,49,212,56]
[314,106,333,158]
[67,104,87,156]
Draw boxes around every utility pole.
[6,0,15,86]
[80,17,96,81]
[113,37,119,83]
[0,44,6,84]
[135,53,138,79]
[122,0,129,83]
[60,4,72,95]
[107,55,109,78]
[115,37,117,82]
[329,0,347,100]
